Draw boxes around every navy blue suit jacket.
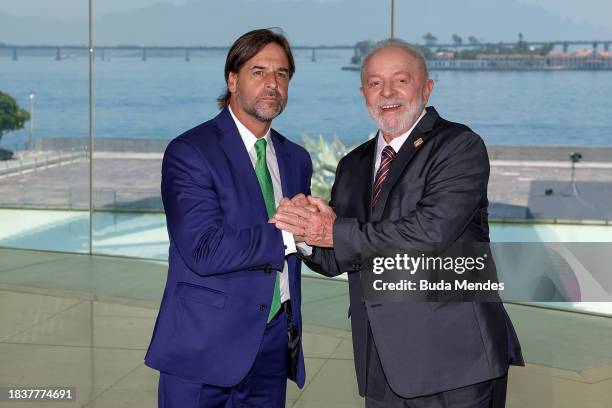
[145,108,312,388]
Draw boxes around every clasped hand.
[269,194,336,248]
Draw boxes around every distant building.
[545,50,612,69]
[344,44,612,71]
[429,53,545,70]
[426,49,612,71]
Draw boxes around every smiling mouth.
[379,104,402,113]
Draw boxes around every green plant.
[301,134,354,201]
[0,91,30,160]
[0,148,14,160]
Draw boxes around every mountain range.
[1,0,611,46]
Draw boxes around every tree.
[452,34,463,46]
[518,32,526,51]
[416,45,433,59]
[0,91,30,160]
[423,33,437,46]
[538,42,554,56]
[468,36,480,45]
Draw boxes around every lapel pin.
[413,138,423,148]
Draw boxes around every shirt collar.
[228,105,271,152]
[376,108,427,154]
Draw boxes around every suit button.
[260,304,267,312]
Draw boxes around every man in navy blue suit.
[145,29,312,408]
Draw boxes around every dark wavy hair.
[217,28,295,109]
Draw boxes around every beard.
[367,94,425,136]
[236,88,286,123]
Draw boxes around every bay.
[1,51,611,148]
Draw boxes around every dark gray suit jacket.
[303,106,524,398]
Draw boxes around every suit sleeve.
[299,157,344,277]
[333,131,489,272]
[162,138,285,276]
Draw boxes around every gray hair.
[360,38,429,84]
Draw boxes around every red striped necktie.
[372,145,396,207]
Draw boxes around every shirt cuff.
[282,229,297,256]
[296,242,313,256]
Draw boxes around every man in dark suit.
[272,39,524,407]
[145,29,312,407]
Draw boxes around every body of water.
[1,52,612,148]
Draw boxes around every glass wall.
[0,0,611,310]
[0,1,89,252]
[393,1,612,316]
[89,0,391,259]
[0,2,611,407]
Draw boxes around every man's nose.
[381,81,394,98]
[264,73,278,89]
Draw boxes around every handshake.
[269,193,336,248]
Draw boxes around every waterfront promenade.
[1,146,612,222]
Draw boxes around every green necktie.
[254,138,281,322]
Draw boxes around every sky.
[0,0,611,46]
[1,0,611,29]
[518,0,612,30]
[1,0,192,20]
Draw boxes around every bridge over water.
[1,40,610,61]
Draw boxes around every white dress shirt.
[229,106,295,303]
[373,109,427,177]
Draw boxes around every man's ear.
[422,79,434,105]
[228,72,237,93]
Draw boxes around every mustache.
[259,90,280,99]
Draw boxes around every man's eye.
[253,71,264,77]
[369,81,381,88]
[277,71,288,79]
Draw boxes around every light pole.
[390,0,395,39]
[28,91,36,150]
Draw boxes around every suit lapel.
[371,107,440,221]
[271,130,298,285]
[363,141,376,222]
[215,108,269,221]
[350,139,376,222]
